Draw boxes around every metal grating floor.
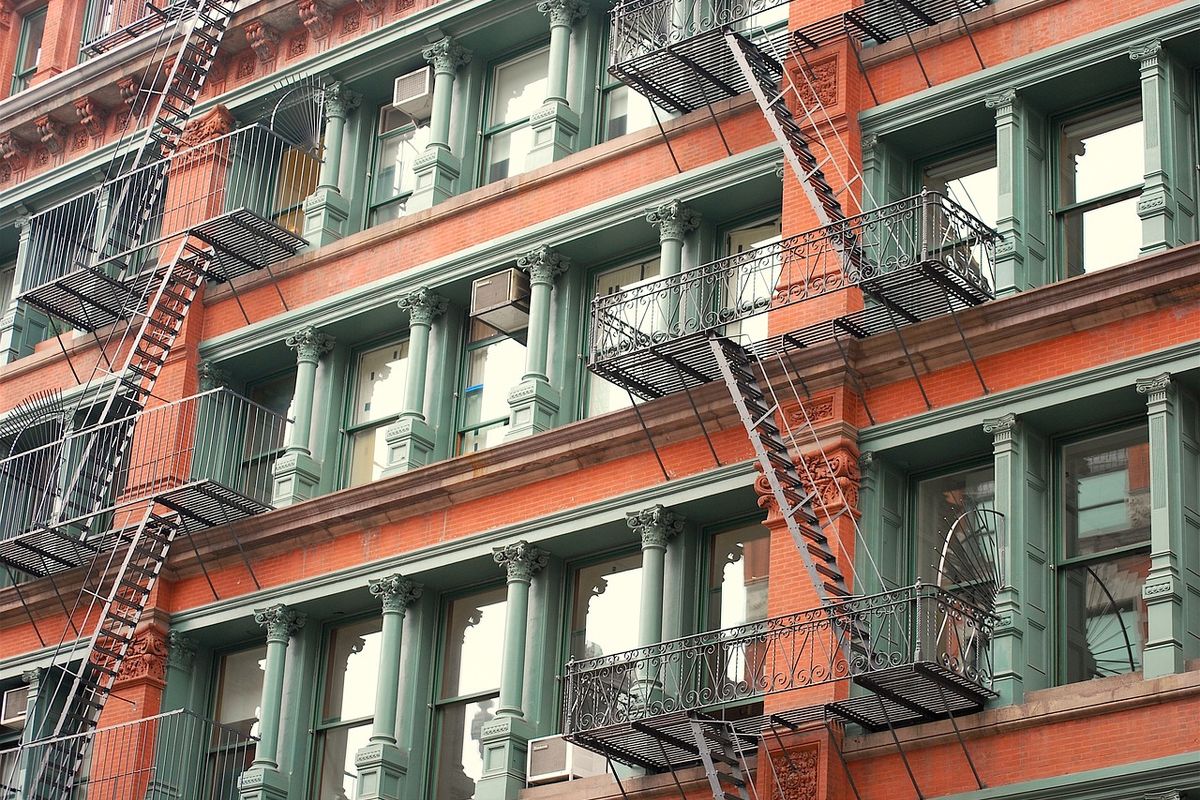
[191,208,307,282]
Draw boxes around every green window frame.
[481,44,550,185]
[342,336,409,487]
[910,460,996,586]
[456,320,526,454]
[719,214,782,346]
[565,548,644,663]
[208,642,267,794]
[369,105,430,225]
[244,369,296,499]
[581,253,661,418]
[11,6,46,95]
[0,260,15,313]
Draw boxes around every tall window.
[244,370,296,500]
[312,617,383,800]
[346,339,409,486]
[0,260,15,312]
[210,644,267,791]
[1056,102,1144,277]
[1059,425,1150,684]
[272,145,321,236]
[569,553,643,660]
[483,47,549,183]
[599,82,673,142]
[11,7,46,95]
[922,148,999,231]
[433,586,507,800]
[706,523,771,632]
[585,255,660,417]
[723,217,782,345]
[914,464,996,584]
[371,106,430,223]
[458,320,525,454]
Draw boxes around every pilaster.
[986,88,1049,293]
[0,212,32,364]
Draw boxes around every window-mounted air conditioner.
[0,686,28,729]
[470,268,531,343]
[392,66,435,121]
[526,735,608,786]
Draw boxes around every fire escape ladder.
[688,718,754,800]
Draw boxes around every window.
[914,464,996,584]
[1059,425,1150,684]
[458,320,525,454]
[11,7,46,95]
[1056,103,1144,277]
[0,260,14,312]
[585,256,660,417]
[244,370,296,499]
[210,644,266,778]
[723,217,782,345]
[272,145,321,236]
[706,523,771,632]
[312,617,383,800]
[433,586,507,800]
[600,84,674,142]
[371,106,431,223]
[345,339,408,487]
[922,148,999,231]
[569,552,643,660]
[483,47,549,183]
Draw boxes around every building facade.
[0,0,1197,797]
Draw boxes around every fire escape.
[566,0,1003,797]
[0,1,319,796]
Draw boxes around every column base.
[354,741,409,800]
[381,416,436,476]
[1141,568,1185,678]
[302,187,352,247]
[505,379,560,441]
[525,101,579,170]
[409,148,461,211]
[238,766,290,800]
[1137,186,1175,256]
[272,450,322,507]
[473,715,536,800]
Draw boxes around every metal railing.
[0,709,256,800]
[562,583,996,735]
[80,0,198,53]
[0,388,288,543]
[609,0,790,64]
[22,124,320,295]
[589,191,996,365]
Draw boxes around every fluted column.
[383,288,448,474]
[410,37,472,211]
[355,575,422,800]
[272,326,334,506]
[239,606,305,800]
[304,82,361,246]
[506,247,568,441]
[526,0,588,169]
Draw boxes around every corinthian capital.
[285,325,335,363]
[493,540,550,583]
[537,0,588,26]
[398,286,449,326]
[323,81,362,119]
[254,604,306,644]
[517,245,570,285]
[627,504,684,549]
[422,37,472,74]
[646,200,700,241]
[369,573,423,613]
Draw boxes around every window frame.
[368,104,430,224]
[915,140,999,230]
[340,334,410,488]
[907,457,997,588]
[206,640,269,771]
[454,322,525,455]
[243,367,296,470]
[479,42,551,186]
[716,211,783,345]
[10,6,46,95]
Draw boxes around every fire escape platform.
[190,207,307,282]
[82,0,199,56]
[156,479,274,533]
[0,526,129,577]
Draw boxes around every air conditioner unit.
[526,735,608,786]
[470,268,530,343]
[0,686,28,729]
[392,66,435,121]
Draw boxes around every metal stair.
[689,718,753,800]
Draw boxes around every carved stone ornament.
[324,81,362,119]
[770,746,819,798]
[369,573,422,613]
[627,504,685,549]
[984,88,1018,117]
[983,412,1018,443]
[285,325,335,363]
[179,105,236,149]
[645,199,701,240]
[288,32,309,59]
[198,360,231,391]
[799,447,861,514]
[116,76,141,109]
[791,55,837,108]
[355,0,383,16]
[422,37,472,74]
[167,631,198,671]
[536,0,588,27]
[1128,39,1162,67]
[74,96,107,138]
[517,245,570,285]
[1135,372,1172,404]
[493,540,550,583]
[254,604,307,643]
[397,286,448,326]
[244,20,281,62]
[34,115,66,155]
[116,628,170,685]
[786,394,834,426]
[0,133,29,170]
[298,0,333,40]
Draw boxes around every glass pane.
[0,264,14,311]
[247,370,296,454]
[348,426,389,487]
[275,147,321,212]
[570,553,643,660]
[485,125,536,183]
[314,723,372,800]
[1061,552,1149,683]
[458,419,509,454]
[489,49,549,127]
[923,150,998,230]
[353,341,409,426]
[915,465,995,582]
[603,85,673,141]
[1062,196,1141,276]
[707,525,771,630]
[18,9,46,75]
[434,698,497,800]
[214,645,267,739]
[587,257,661,417]
[462,338,526,428]
[1063,426,1150,558]
[375,122,430,204]
[724,220,782,344]
[441,586,507,698]
[1061,108,1144,205]
[322,616,384,723]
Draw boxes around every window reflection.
[723,218,782,345]
[458,321,526,454]
[915,465,996,583]
[570,553,643,660]
[347,340,409,486]
[313,617,383,800]
[484,48,550,183]
[587,257,660,417]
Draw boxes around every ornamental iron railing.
[562,583,995,734]
[0,388,288,545]
[589,191,995,367]
[0,709,255,800]
[22,124,319,296]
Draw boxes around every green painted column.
[151,633,200,798]
[410,38,471,212]
[627,505,684,707]
[239,605,305,800]
[527,0,587,169]
[1136,373,1185,677]
[384,288,447,475]
[304,83,359,246]
[273,326,334,506]
[506,247,567,441]
[986,88,1049,294]
[476,541,549,800]
[1130,41,1198,255]
[355,574,422,800]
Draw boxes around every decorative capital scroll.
[537,0,588,26]
[21,668,42,688]
[73,96,107,138]
[33,115,66,155]
[298,0,333,40]
[198,360,231,391]
[860,133,879,158]
[323,81,362,119]
[286,325,335,363]
[254,604,307,643]
[167,631,198,671]
[1128,39,1162,66]
[493,540,550,583]
[645,199,700,240]
[858,450,875,471]
[983,412,1018,444]
[984,88,1018,117]
[397,286,448,326]
[1135,372,1172,404]
[422,36,472,74]
[369,573,422,613]
[517,245,570,285]
[627,504,685,549]
[800,447,861,516]
[244,20,281,62]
